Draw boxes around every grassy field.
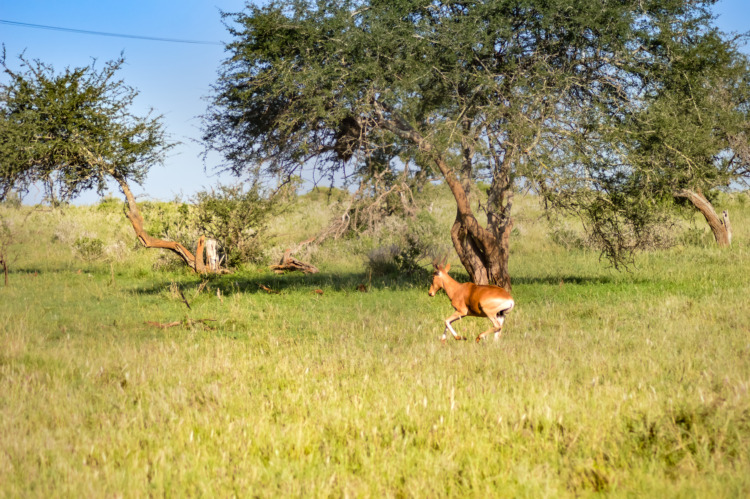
[1,190,750,497]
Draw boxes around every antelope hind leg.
[476,315,503,343]
[492,314,506,341]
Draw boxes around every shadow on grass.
[122,269,649,299]
[128,267,434,297]
[511,275,616,286]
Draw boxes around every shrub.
[365,211,446,277]
[366,244,401,276]
[73,236,104,261]
[192,183,276,267]
[96,195,122,213]
[549,227,585,250]
[678,227,712,247]
[1,191,22,208]
[137,201,202,258]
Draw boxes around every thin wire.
[0,19,223,46]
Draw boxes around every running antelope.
[428,262,515,343]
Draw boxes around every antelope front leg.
[443,311,467,342]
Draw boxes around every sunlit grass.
[1,194,749,497]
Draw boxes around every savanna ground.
[1,187,749,497]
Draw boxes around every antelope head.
[428,260,450,297]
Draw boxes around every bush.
[549,227,585,250]
[1,191,22,209]
[366,244,401,276]
[365,211,446,277]
[192,183,276,267]
[73,236,104,261]
[678,227,712,247]
[96,195,122,213]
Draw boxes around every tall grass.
[1,192,749,497]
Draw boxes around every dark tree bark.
[376,110,513,290]
[673,189,732,247]
[1,253,7,286]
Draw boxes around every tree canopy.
[204,0,748,285]
[0,52,171,203]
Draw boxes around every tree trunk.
[1,253,7,286]
[433,152,512,289]
[374,106,513,289]
[113,175,206,272]
[674,189,732,247]
[195,236,206,273]
[450,211,513,290]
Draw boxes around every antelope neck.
[441,273,462,300]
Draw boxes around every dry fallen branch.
[196,280,210,295]
[145,320,181,329]
[145,318,217,330]
[270,248,319,274]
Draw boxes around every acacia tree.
[0,53,212,272]
[203,0,743,288]
[625,35,750,247]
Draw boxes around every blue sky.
[1,0,749,205]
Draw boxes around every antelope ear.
[444,263,450,273]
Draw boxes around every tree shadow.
[127,268,654,299]
[511,275,615,286]
[129,268,433,297]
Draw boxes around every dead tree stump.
[270,249,319,274]
[205,239,219,272]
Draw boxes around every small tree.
[628,36,750,247]
[0,52,217,272]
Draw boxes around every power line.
[0,19,223,46]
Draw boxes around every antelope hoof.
[456,336,467,341]
[475,336,482,343]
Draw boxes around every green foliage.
[365,244,401,276]
[192,183,275,267]
[678,226,715,248]
[0,191,22,209]
[123,184,278,269]
[549,227,586,251]
[0,217,12,265]
[0,52,173,203]
[625,33,750,197]
[73,236,104,262]
[139,201,196,246]
[366,211,446,277]
[96,195,122,213]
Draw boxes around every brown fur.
[428,263,514,342]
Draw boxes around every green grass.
[1,193,750,497]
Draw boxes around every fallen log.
[270,248,319,274]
